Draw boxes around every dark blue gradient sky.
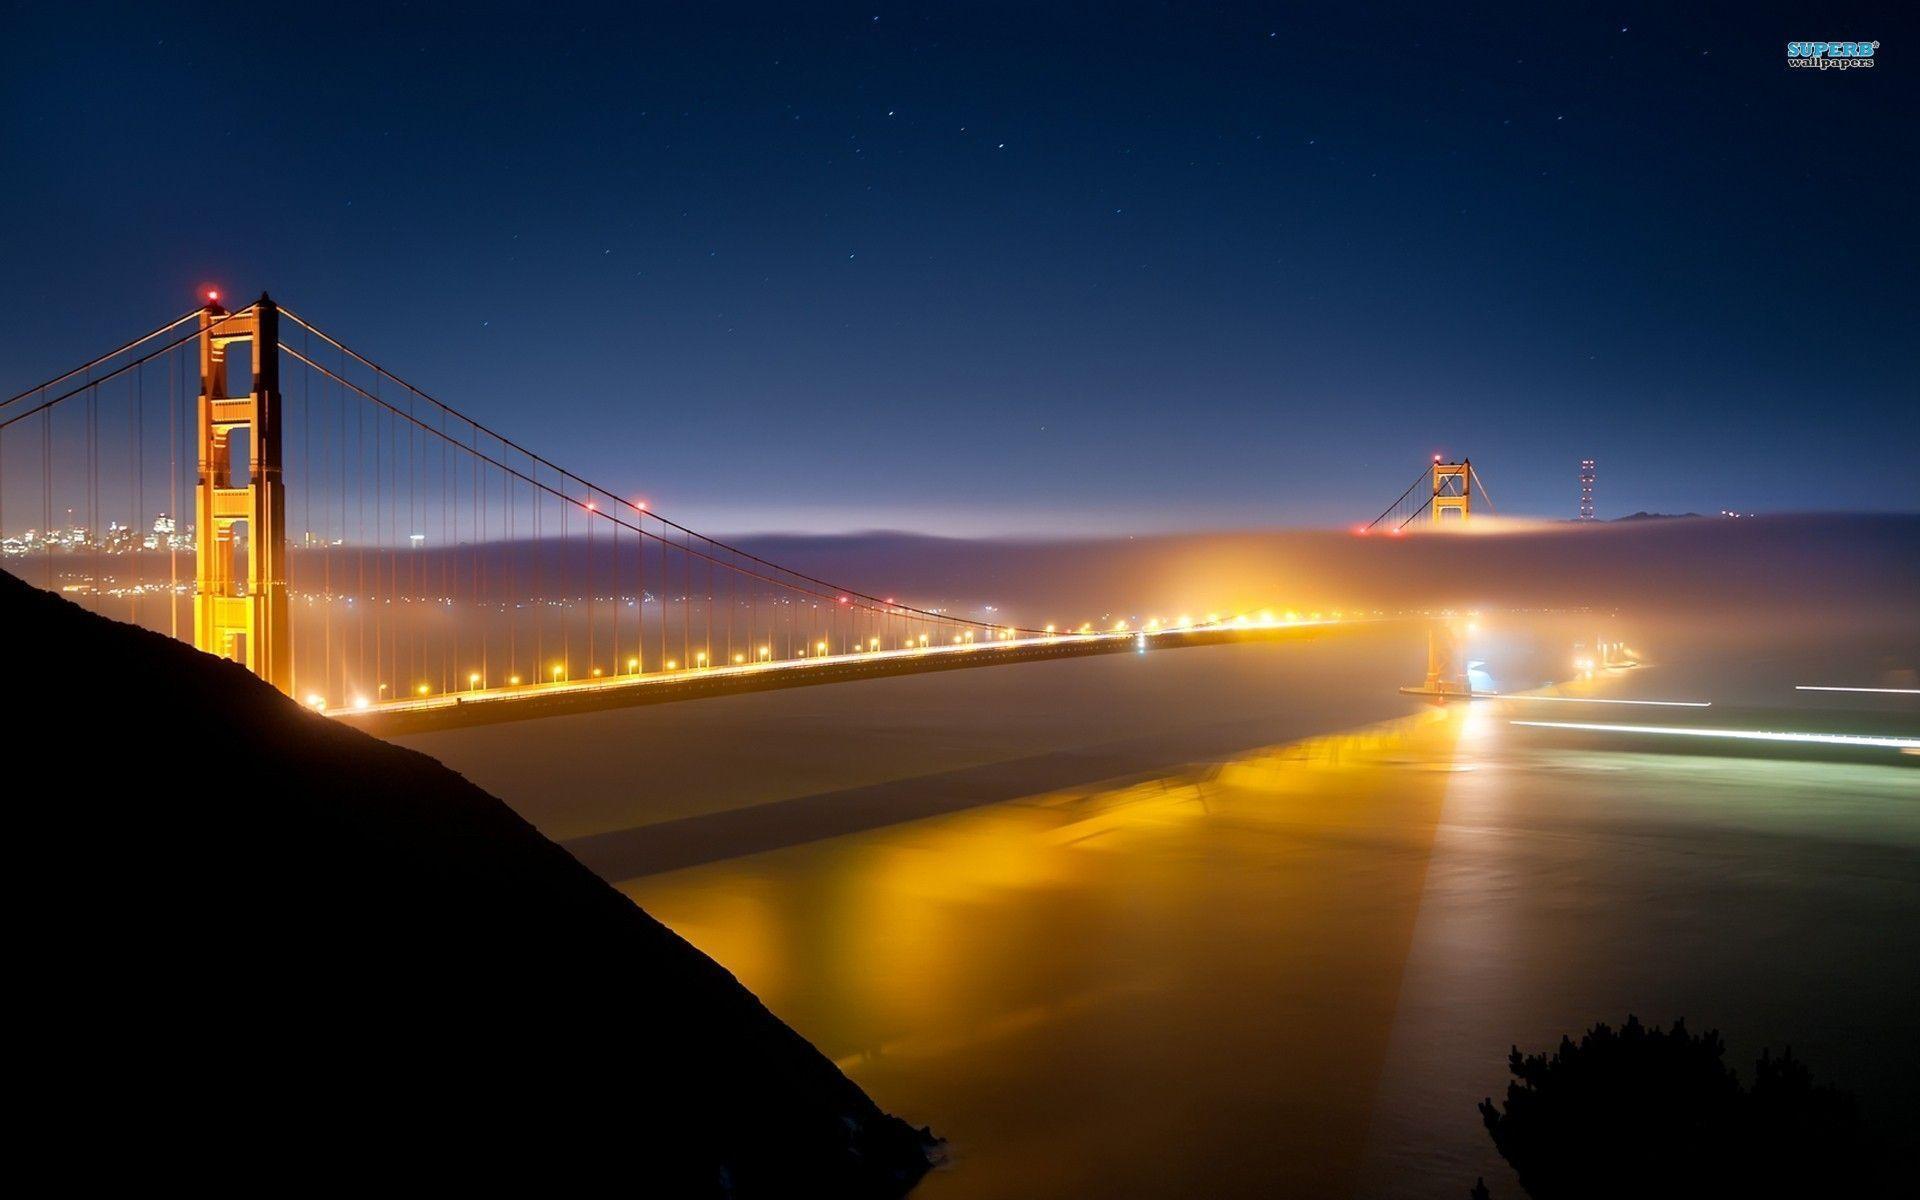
[3,3,1913,533]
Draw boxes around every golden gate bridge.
[0,292,1484,730]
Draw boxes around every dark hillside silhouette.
[1473,1016,1879,1198]
[3,569,933,1194]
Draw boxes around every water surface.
[400,621,1919,1196]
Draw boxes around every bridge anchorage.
[1397,622,1489,702]
[3,289,1363,728]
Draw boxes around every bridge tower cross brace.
[193,294,291,693]
[1431,458,1471,525]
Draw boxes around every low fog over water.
[394,516,1915,1196]
[725,513,1918,633]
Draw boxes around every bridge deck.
[335,621,1358,736]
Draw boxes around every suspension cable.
[1,309,202,412]
[279,343,1034,633]
[1469,464,1497,513]
[0,308,255,435]
[1364,467,1429,532]
[276,306,1017,632]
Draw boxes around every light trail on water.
[1509,720,1920,751]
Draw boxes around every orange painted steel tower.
[1431,458,1471,524]
[193,295,291,693]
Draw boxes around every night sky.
[3,3,1913,534]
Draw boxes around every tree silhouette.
[1474,1016,1880,1198]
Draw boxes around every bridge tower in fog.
[194,295,291,693]
[1430,458,1471,525]
[1363,456,1493,534]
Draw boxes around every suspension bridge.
[0,292,1485,731]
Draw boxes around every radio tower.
[1579,459,1596,521]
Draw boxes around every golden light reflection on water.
[623,707,1473,1197]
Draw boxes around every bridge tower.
[1421,624,1470,695]
[1431,458,1471,525]
[193,294,290,694]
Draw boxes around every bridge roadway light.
[417,683,430,696]
[469,672,482,688]
[627,657,639,672]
